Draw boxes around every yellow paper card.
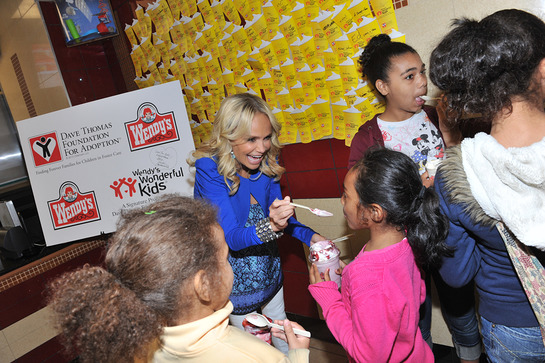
[140,37,161,65]
[191,98,206,121]
[275,108,298,143]
[206,56,223,82]
[182,16,199,40]
[235,83,249,94]
[291,2,313,37]
[222,0,242,25]
[210,0,226,29]
[311,65,329,100]
[277,88,293,109]
[270,65,287,93]
[130,19,144,43]
[272,0,295,16]
[130,50,143,78]
[198,0,214,24]
[299,35,320,70]
[347,23,365,53]
[369,0,399,34]
[201,90,214,111]
[154,39,171,63]
[344,106,363,146]
[242,68,260,93]
[289,107,312,143]
[357,17,381,45]
[132,44,147,72]
[331,4,354,32]
[234,0,252,20]
[246,14,268,48]
[280,59,298,88]
[312,99,333,138]
[318,0,335,11]
[169,19,186,44]
[149,0,175,35]
[231,25,253,54]
[331,34,353,60]
[258,72,277,107]
[289,81,306,107]
[326,72,344,102]
[289,39,306,72]
[339,57,360,93]
[263,1,280,40]
[258,40,280,69]
[191,79,203,98]
[299,105,320,139]
[347,0,373,24]
[331,99,347,141]
[311,22,328,59]
[270,32,290,64]
[389,29,406,43]
[222,69,237,96]
[249,0,263,15]
[279,15,300,44]
[124,24,138,46]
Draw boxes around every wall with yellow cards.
[124,0,405,147]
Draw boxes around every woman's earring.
[230,150,236,159]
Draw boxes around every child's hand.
[309,263,330,284]
[269,197,294,231]
[421,172,434,188]
[310,233,327,245]
[271,319,310,350]
[335,260,346,276]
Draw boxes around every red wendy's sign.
[124,103,179,151]
[48,182,101,230]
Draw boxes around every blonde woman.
[190,93,325,354]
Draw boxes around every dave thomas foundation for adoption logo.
[124,103,179,151]
[29,132,62,167]
[47,181,101,230]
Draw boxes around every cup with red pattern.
[309,240,341,288]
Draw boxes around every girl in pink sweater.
[309,148,451,362]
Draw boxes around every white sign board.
[16,82,195,246]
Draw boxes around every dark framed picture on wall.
[54,0,119,47]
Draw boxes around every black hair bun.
[360,34,391,69]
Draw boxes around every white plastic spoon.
[421,95,440,102]
[245,313,312,338]
[290,202,333,217]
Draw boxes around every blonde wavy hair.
[189,93,285,194]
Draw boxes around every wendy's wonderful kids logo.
[124,103,179,151]
[48,181,101,229]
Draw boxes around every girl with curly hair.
[189,93,325,353]
[430,9,545,362]
[47,195,310,362]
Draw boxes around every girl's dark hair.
[47,195,221,363]
[359,34,418,91]
[352,148,450,269]
[430,9,545,123]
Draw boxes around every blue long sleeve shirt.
[194,157,315,251]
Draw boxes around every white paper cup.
[425,158,442,180]
[309,240,341,288]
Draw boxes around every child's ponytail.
[406,186,451,269]
[47,265,161,363]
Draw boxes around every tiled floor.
[287,313,487,363]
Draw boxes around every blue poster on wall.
[54,0,119,47]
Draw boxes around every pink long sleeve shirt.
[308,238,433,363]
